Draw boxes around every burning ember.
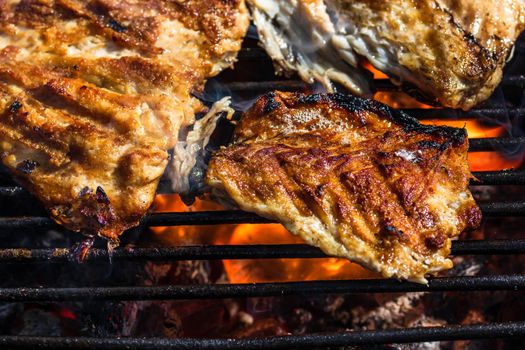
[152,196,231,246]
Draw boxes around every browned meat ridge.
[206,91,481,282]
[0,0,249,240]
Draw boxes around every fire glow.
[152,84,523,284]
[374,91,523,172]
[152,196,377,283]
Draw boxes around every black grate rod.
[0,202,524,230]
[471,170,525,185]
[469,137,525,152]
[223,80,307,92]
[0,275,524,302]
[214,79,525,119]
[2,170,525,199]
[0,240,524,263]
[374,75,525,91]
[1,322,524,349]
[403,107,525,120]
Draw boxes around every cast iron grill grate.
[0,28,524,349]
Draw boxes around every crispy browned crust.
[248,0,525,109]
[206,91,481,282]
[339,0,525,109]
[0,0,249,240]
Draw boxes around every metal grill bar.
[0,202,523,230]
[224,78,525,97]
[223,80,307,92]
[472,170,525,185]
[1,169,523,199]
[500,74,525,87]
[0,276,524,302]
[2,169,524,199]
[468,137,525,152]
[404,108,525,120]
[207,79,525,119]
[1,322,524,349]
[374,76,525,90]
[0,240,523,263]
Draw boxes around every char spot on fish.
[263,94,281,114]
[315,184,325,197]
[425,234,446,250]
[79,186,92,198]
[383,225,405,238]
[417,140,442,149]
[16,160,38,174]
[108,19,127,33]
[95,186,110,204]
[298,94,322,104]
[9,100,22,113]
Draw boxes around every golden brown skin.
[206,91,481,282]
[249,0,525,109]
[332,0,525,109]
[0,0,249,240]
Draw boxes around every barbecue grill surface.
[0,27,524,349]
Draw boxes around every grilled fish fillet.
[249,0,525,110]
[0,0,249,240]
[206,91,481,282]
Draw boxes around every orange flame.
[374,91,435,109]
[363,62,433,109]
[151,195,233,246]
[362,61,388,79]
[150,196,375,282]
[223,224,375,283]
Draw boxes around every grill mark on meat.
[8,100,22,113]
[436,1,498,62]
[375,139,448,233]
[279,148,333,226]
[262,92,282,114]
[344,166,412,246]
[16,159,38,174]
[41,78,143,134]
[375,144,446,253]
[428,1,498,107]
[370,158,416,244]
[333,175,371,249]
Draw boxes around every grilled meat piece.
[206,91,481,282]
[0,0,249,240]
[249,0,525,110]
[249,0,372,97]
